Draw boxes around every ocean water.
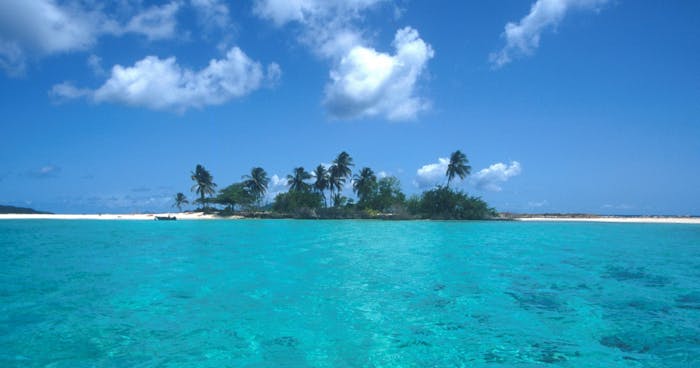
[0,220,699,367]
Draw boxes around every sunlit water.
[0,220,699,367]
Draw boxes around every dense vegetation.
[173,150,497,220]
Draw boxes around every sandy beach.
[0,212,242,220]
[515,216,700,224]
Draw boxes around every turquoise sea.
[0,220,699,367]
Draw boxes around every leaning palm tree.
[243,167,269,206]
[353,167,377,206]
[446,150,471,188]
[287,167,311,192]
[173,192,189,212]
[312,164,329,206]
[191,164,217,210]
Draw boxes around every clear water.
[1,220,699,367]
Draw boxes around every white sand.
[0,212,242,220]
[515,216,700,224]
[1,213,698,224]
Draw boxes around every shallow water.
[0,220,699,367]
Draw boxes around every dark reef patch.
[675,292,700,310]
[601,266,670,287]
[505,291,567,312]
[599,335,650,354]
[264,336,300,348]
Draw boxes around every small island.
[181,150,497,220]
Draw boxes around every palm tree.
[446,150,471,188]
[328,151,354,205]
[243,167,269,206]
[328,164,344,205]
[333,151,354,179]
[287,167,311,192]
[313,164,329,206]
[173,192,189,212]
[191,164,217,210]
[353,167,377,206]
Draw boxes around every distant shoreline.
[514,216,700,224]
[1,213,699,224]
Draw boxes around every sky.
[1,0,699,215]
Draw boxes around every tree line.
[174,150,496,220]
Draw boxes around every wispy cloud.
[26,165,60,179]
[254,0,386,31]
[72,193,173,212]
[119,1,181,41]
[51,48,279,112]
[490,0,608,68]
[472,161,521,191]
[602,203,633,210]
[527,200,549,208]
[191,0,232,32]
[87,54,105,76]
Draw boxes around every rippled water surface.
[1,220,699,367]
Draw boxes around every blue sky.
[1,0,699,215]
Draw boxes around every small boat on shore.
[155,215,177,221]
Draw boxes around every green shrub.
[272,191,323,217]
[409,186,497,220]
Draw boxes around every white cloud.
[490,0,608,67]
[254,0,432,121]
[324,27,434,121]
[0,0,98,74]
[52,47,278,112]
[265,174,289,201]
[415,157,449,189]
[269,174,288,188]
[473,161,522,192]
[0,0,181,75]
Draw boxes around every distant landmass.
[0,205,53,214]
